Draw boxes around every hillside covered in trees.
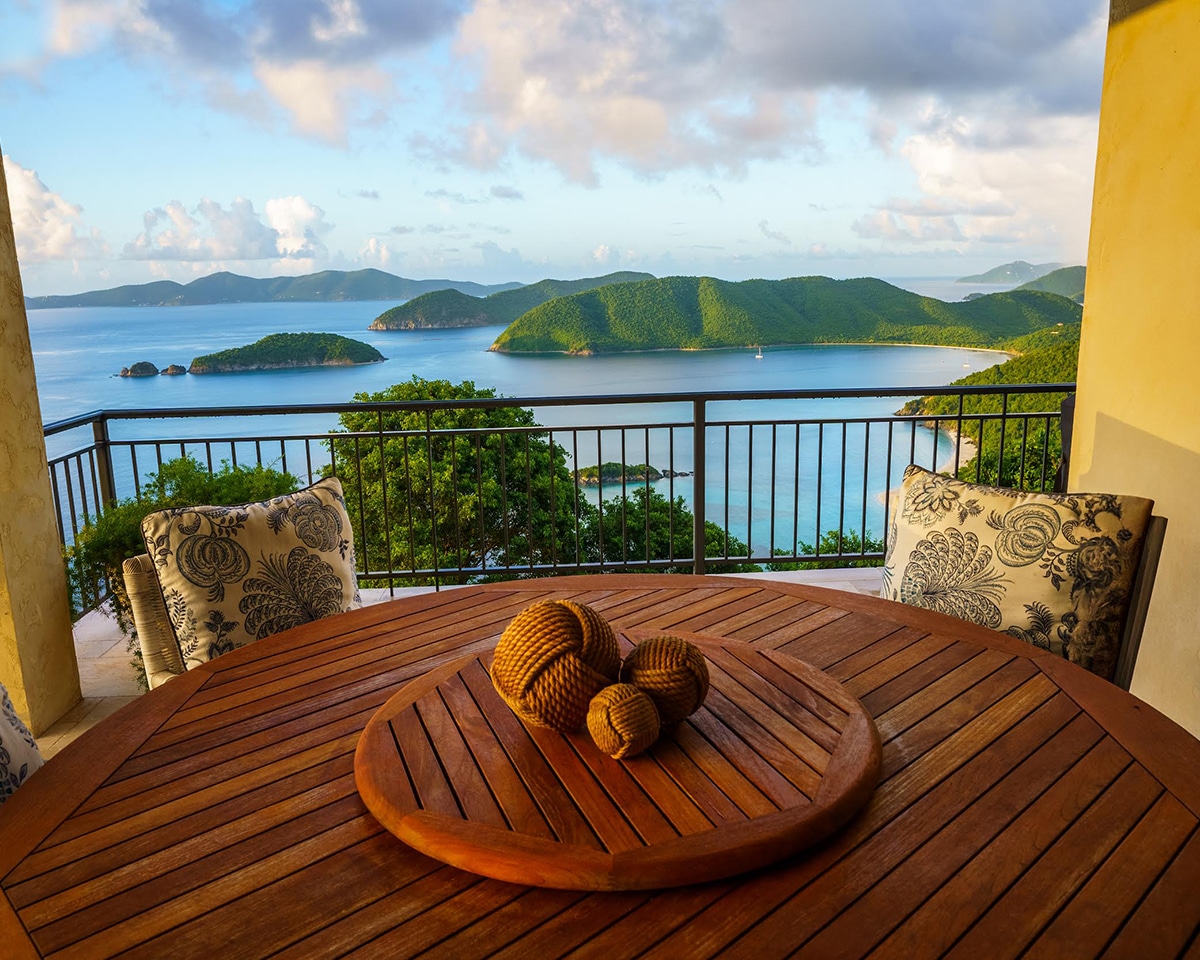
[1015,265,1086,303]
[369,271,654,330]
[189,333,385,373]
[489,276,1083,354]
[26,269,521,309]
[900,324,1080,486]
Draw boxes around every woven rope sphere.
[587,684,661,759]
[490,600,620,732]
[622,636,710,725]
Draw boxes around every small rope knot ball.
[587,684,661,759]
[622,636,710,725]
[491,600,620,732]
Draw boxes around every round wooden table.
[3,575,1199,959]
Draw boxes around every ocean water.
[29,294,1006,555]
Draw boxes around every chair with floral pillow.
[124,477,362,688]
[881,464,1166,690]
[1,683,44,803]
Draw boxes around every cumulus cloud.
[451,0,1103,181]
[359,236,392,267]
[36,0,466,142]
[264,195,333,257]
[852,108,1098,255]
[122,195,331,261]
[2,155,109,261]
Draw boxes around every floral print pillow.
[142,477,362,670]
[1,683,43,803]
[881,465,1153,681]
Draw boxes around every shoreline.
[492,341,1015,357]
[877,425,979,505]
[937,425,978,473]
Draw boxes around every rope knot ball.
[490,600,620,732]
[621,636,710,725]
[587,684,661,759]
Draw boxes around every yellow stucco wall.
[1072,0,1200,732]
[0,152,81,734]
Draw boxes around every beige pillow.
[142,477,361,669]
[881,465,1153,681]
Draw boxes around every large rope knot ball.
[490,600,620,732]
[621,636,710,725]
[587,684,661,759]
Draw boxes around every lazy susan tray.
[355,633,880,890]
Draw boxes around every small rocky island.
[575,462,692,485]
[161,364,186,375]
[119,361,159,377]
[188,333,386,374]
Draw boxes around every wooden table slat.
[1024,792,1198,960]
[870,734,1136,960]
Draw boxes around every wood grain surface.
[355,635,881,890]
[2,574,1199,958]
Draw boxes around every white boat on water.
[755,345,764,359]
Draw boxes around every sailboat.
[755,345,763,359]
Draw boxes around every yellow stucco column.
[1071,0,1200,732]
[0,152,81,734]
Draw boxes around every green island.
[574,462,688,485]
[956,260,1063,284]
[1015,265,1086,303]
[188,333,386,374]
[369,271,654,330]
[488,275,1083,354]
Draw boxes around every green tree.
[330,377,588,583]
[768,528,886,572]
[590,486,760,574]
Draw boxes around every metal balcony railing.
[44,382,1074,610]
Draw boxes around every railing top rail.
[43,381,1078,435]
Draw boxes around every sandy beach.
[937,425,978,473]
[877,425,979,506]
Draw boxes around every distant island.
[25,269,522,310]
[1014,265,1086,303]
[369,271,655,330]
[188,333,385,374]
[119,361,160,377]
[489,275,1083,355]
[956,261,1064,284]
[573,462,693,485]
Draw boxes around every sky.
[0,0,1109,298]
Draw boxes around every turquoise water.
[29,300,1002,555]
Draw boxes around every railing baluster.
[692,398,706,575]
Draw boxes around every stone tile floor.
[35,568,884,759]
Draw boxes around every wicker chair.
[123,554,186,689]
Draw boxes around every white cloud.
[853,109,1098,257]
[359,237,392,267]
[123,195,330,262]
[592,244,611,264]
[264,195,332,258]
[254,59,390,143]
[451,0,1101,183]
[2,155,109,261]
